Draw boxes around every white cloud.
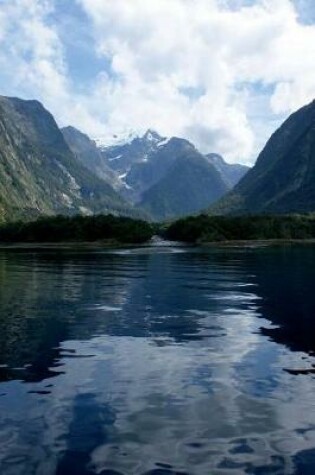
[0,0,315,164]
[76,0,315,163]
[0,0,106,133]
[0,1,64,94]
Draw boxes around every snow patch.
[145,131,156,142]
[79,206,92,215]
[157,137,170,148]
[93,130,139,149]
[108,154,122,161]
[93,129,167,150]
[117,170,132,190]
[61,193,73,207]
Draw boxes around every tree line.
[0,214,154,244]
[163,214,315,243]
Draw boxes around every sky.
[0,0,315,165]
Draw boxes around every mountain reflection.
[249,246,315,354]
[0,248,254,382]
[0,245,315,475]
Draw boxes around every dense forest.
[163,214,315,243]
[0,214,154,244]
[2,213,315,245]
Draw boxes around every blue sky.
[49,1,108,90]
[0,0,315,164]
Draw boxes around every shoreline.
[0,238,315,251]
[199,238,315,247]
[0,240,147,250]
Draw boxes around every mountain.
[139,149,228,221]
[125,137,198,199]
[211,99,315,215]
[98,130,230,220]
[61,126,121,190]
[206,153,249,188]
[99,129,169,199]
[93,130,139,149]
[100,129,167,175]
[0,96,134,221]
[100,131,247,196]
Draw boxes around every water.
[0,244,315,475]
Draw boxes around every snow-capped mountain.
[102,130,169,173]
[97,130,231,218]
[63,126,249,220]
[93,130,140,150]
[92,128,170,151]
[98,129,172,199]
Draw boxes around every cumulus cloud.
[0,0,106,133]
[0,0,315,164]
[0,1,65,102]
[76,0,315,162]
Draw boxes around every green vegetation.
[210,100,315,216]
[0,215,154,244]
[163,214,315,243]
[3,213,315,246]
[0,96,139,221]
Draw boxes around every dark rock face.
[212,99,315,215]
[139,150,228,221]
[0,96,132,221]
[126,137,197,200]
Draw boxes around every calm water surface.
[0,244,315,475]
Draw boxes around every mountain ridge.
[210,99,315,215]
[206,153,249,188]
[0,95,136,221]
[61,125,122,190]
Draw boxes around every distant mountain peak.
[93,128,169,150]
[93,130,139,149]
[206,153,249,188]
[206,153,225,165]
[143,129,164,143]
[62,125,89,140]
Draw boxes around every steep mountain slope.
[61,126,121,189]
[206,153,249,188]
[0,96,133,221]
[125,137,196,199]
[139,150,228,220]
[211,99,315,215]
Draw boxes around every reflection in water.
[0,245,315,474]
[251,247,315,354]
